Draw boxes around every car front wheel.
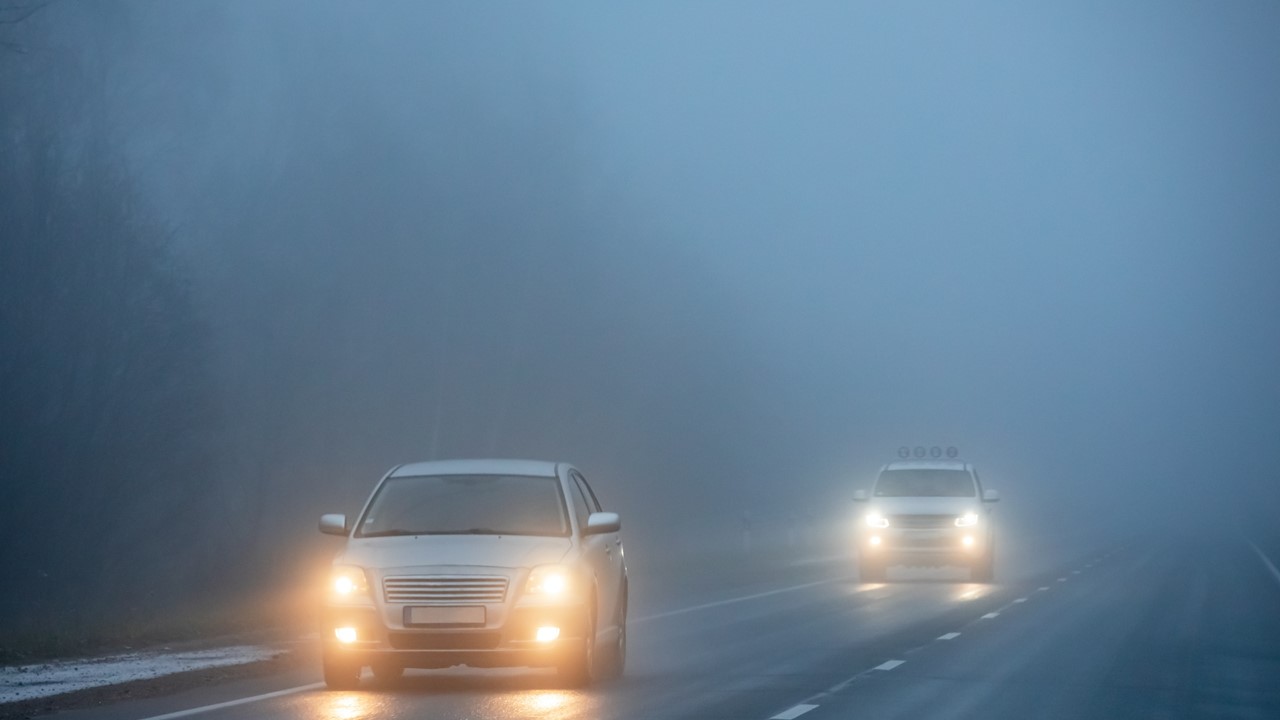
[557,608,596,687]
[599,586,627,680]
[322,650,362,690]
[370,658,404,686]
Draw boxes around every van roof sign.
[897,445,959,459]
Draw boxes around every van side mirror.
[853,490,868,502]
[319,513,349,536]
[584,512,621,536]
[982,489,1000,503]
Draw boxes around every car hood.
[338,534,573,571]
[869,497,980,515]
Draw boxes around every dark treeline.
[0,4,226,642]
[0,3,774,651]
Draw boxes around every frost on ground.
[0,645,278,703]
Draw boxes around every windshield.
[875,469,976,498]
[356,474,569,537]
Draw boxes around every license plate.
[406,606,485,627]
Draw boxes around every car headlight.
[954,512,979,527]
[330,565,370,600]
[864,512,890,529]
[525,565,574,597]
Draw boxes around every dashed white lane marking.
[1037,586,1050,592]
[1013,597,1027,603]
[771,703,819,719]
[1072,570,1081,574]
[1249,542,1280,588]
[634,578,838,623]
[136,683,324,720]
[1057,577,1067,582]
[814,592,1033,700]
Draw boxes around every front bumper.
[322,603,588,669]
[859,528,989,566]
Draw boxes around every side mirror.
[982,489,1000,503]
[584,511,621,536]
[319,513,349,536]
[853,490,868,502]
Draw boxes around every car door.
[570,470,621,634]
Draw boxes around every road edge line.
[1248,541,1280,589]
[135,682,324,720]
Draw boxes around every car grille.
[899,536,956,548]
[889,514,954,529]
[388,631,501,651]
[383,575,509,605]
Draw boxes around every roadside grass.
[0,586,319,666]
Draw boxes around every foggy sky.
[21,1,1280,549]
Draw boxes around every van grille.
[383,575,508,604]
[889,514,954,529]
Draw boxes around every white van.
[854,459,999,582]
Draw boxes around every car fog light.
[536,626,560,642]
[335,627,358,643]
[962,535,975,547]
[869,535,882,546]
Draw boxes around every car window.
[875,469,977,497]
[571,471,602,512]
[567,476,592,533]
[356,474,570,537]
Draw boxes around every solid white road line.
[937,632,961,640]
[981,612,999,619]
[771,703,819,719]
[873,660,905,671]
[136,683,324,720]
[634,578,838,623]
[1249,541,1280,588]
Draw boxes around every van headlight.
[864,512,890,529]
[954,512,980,527]
[330,565,370,599]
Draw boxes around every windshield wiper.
[361,528,508,537]
[359,528,421,537]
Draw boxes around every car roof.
[390,458,562,478]
[880,461,972,472]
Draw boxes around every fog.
[3,1,1278,644]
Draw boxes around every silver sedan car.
[317,459,627,688]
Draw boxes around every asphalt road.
[52,528,1280,720]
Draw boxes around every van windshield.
[356,474,569,537]
[875,469,975,497]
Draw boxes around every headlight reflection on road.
[952,584,990,602]
[323,693,373,720]
[527,691,571,712]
